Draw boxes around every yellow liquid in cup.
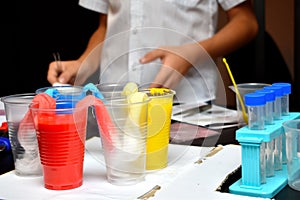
[146,89,174,170]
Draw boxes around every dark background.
[1,1,99,97]
[2,1,294,110]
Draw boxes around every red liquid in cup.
[34,109,87,190]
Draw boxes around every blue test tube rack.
[229,112,300,198]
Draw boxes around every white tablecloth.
[0,137,269,200]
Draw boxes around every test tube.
[272,83,291,164]
[264,85,285,168]
[272,82,291,116]
[244,93,266,183]
[255,89,275,125]
[244,93,266,130]
[264,86,283,120]
[255,89,276,177]
[260,143,267,183]
[273,133,283,170]
[264,139,275,177]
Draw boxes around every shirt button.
[131,63,138,71]
[132,28,138,34]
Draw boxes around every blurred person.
[47,0,258,103]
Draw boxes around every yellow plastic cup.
[141,88,175,170]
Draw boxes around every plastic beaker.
[1,93,42,176]
[283,119,300,192]
[94,96,150,185]
[229,83,270,124]
[96,82,129,99]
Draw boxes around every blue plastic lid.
[263,86,283,97]
[272,82,291,95]
[255,89,275,102]
[56,101,77,109]
[38,86,86,109]
[244,93,266,106]
[0,137,11,152]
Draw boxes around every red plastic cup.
[30,98,89,190]
[43,164,83,190]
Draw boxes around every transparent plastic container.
[256,89,275,125]
[264,86,283,120]
[272,82,291,116]
[229,112,300,198]
[283,119,300,192]
[228,83,270,124]
[244,93,266,130]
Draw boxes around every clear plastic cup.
[228,83,270,124]
[94,97,150,185]
[96,82,129,99]
[36,85,85,108]
[97,84,176,171]
[282,119,300,192]
[1,93,42,176]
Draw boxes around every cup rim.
[103,95,151,107]
[29,98,91,111]
[228,83,271,91]
[35,85,84,94]
[283,119,300,130]
[0,93,36,104]
[139,88,176,98]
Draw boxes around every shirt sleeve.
[218,0,247,11]
[79,0,109,14]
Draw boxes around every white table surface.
[0,137,269,200]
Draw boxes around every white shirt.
[79,0,246,103]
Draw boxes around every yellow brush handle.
[222,58,248,124]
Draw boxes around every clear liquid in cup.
[283,119,300,192]
[105,150,146,185]
[8,121,42,176]
[288,169,300,191]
